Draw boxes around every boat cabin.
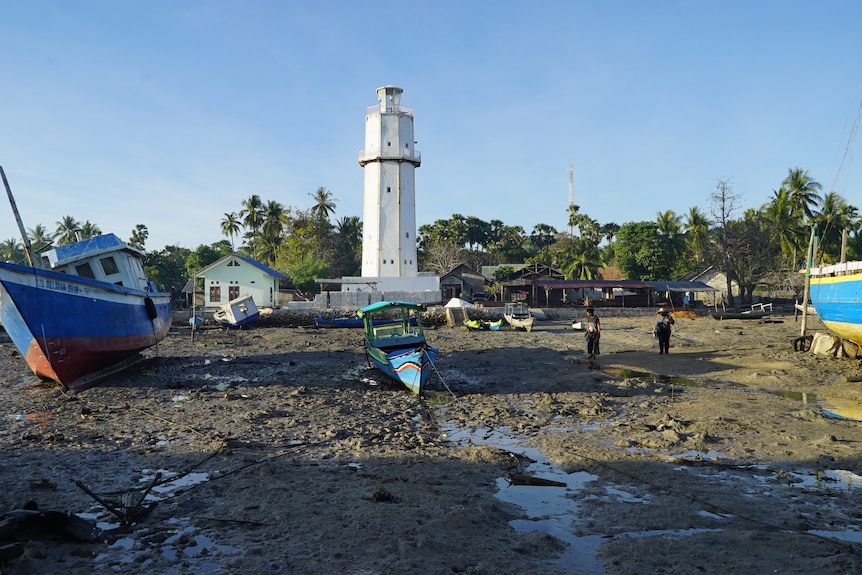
[40,234,155,292]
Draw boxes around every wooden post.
[800,227,818,337]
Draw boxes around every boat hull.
[809,273,862,346]
[464,319,503,331]
[366,344,439,395]
[504,315,534,331]
[357,301,437,394]
[503,303,533,332]
[709,311,770,320]
[315,317,417,329]
[213,294,259,328]
[0,262,172,390]
[215,312,259,328]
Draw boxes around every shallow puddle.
[440,412,862,573]
[440,423,607,574]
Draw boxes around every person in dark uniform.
[653,307,675,354]
[585,308,601,359]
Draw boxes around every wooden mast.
[0,166,35,267]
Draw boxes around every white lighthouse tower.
[326,86,438,300]
[359,86,420,278]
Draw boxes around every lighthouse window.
[405,232,409,238]
[387,141,391,147]
[387,187,391,193]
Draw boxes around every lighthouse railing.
[358,148,421,163]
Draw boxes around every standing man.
[653,308,675,354]
[585,308,601,359]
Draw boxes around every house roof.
[440,264,486,283]
[181,278,203,293]
[597,265,624,280]
[194,254,287,279]
[679,266,718,282]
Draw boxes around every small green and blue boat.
[357,301,439,394]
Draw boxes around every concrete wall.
[288,289,442,311]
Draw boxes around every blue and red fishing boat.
[0,168,172,391]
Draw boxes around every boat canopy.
[42,233,142,268]
[357,301,427,317]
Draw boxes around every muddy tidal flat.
[2,309,862,575]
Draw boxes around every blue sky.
[1,1,860,252]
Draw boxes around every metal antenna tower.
[568,165,574,206]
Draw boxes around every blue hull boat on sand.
[0,233,172,391]
[808,260,862,346]
[357,301,438,395]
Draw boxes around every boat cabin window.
[75,262,96,279]
[99,256,119,276]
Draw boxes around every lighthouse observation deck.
[358,147,421,166]
[366,104,413,116]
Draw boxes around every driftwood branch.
[75,472,162,525]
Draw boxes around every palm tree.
[253,201,288,264]
[683,207,712,264]
[656,210,685,261]
[336,215,362,248]
[529,223,557,255]
[27,224,55,252]
[812,192,860,261]
[656,210,681,237]
[0,238,22,263]
[334,215,363,276]
[761,188,805,262]
[54,215,81,246]
[559,238,604,280]
[464,216,490,251]
[310,187,336,222]
[566,204,581,239]
[578,216,602,245]
[220,212,242,252]
[239,194,265,235]
[79,220,101,239]
[261,200,287,238]
[600,222,620,245]
[783,167,822,220]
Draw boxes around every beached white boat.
[213,293,259,328]
[503,302,534,332]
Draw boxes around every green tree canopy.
[615,221,671,280]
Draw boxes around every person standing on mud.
[653,307,675,354]
[585,308,601,359]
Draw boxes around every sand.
[2,308,862,575]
